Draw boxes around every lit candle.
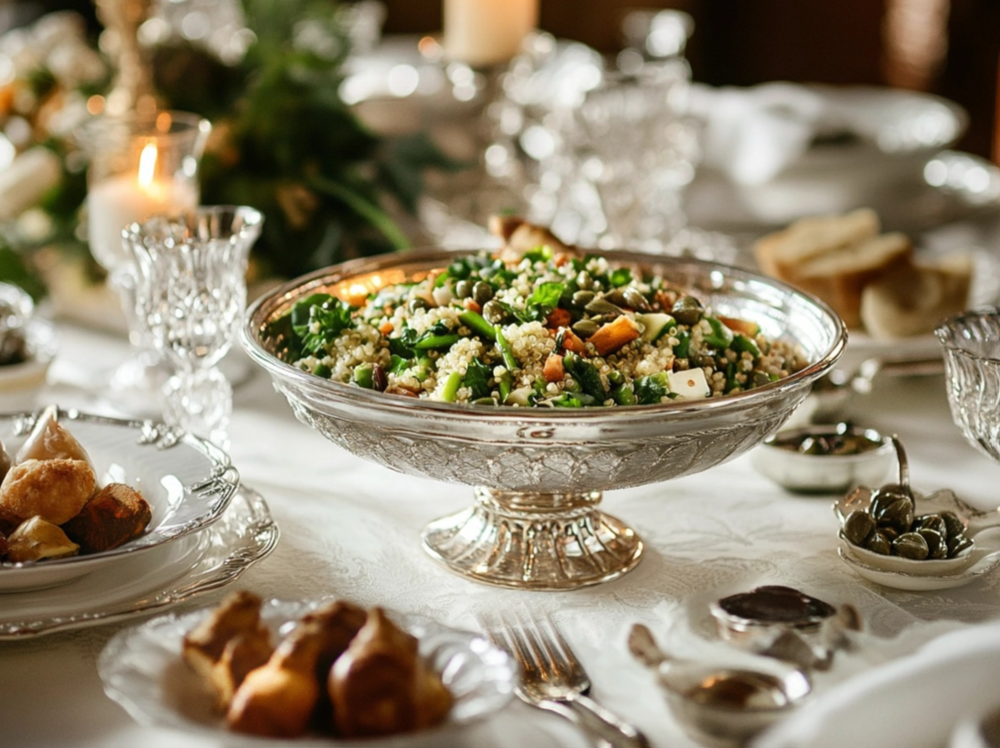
[86,142,198,270]
[443,0,539,67]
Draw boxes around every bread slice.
[789,231,913,328]
[754,208,880,278]
[860,252,973,338]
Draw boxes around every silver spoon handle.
[566,694,650,748]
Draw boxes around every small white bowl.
[751,423,896,495]
[0,318,57,411]
[834,486,1000,588]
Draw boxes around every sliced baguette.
[860,252,973,338]
[789,231,913,328]
[754,207,880,278]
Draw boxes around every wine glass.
[126,206,263,448]
[77,110,211,414]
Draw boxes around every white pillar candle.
[443,0,539,67]
[87,173,198,270]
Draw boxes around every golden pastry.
[0,458,96,527]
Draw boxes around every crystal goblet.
[563,62,700,252]
[127,206,263,448]
[936,309,1000,461]
[77,110,211,414]
[243,249,846,590]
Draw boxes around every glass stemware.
[77,110,211,414]
[127,206,263,448]
[561,62,701,252]
[937,309,1000,462]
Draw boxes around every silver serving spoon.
[628,624,811,747]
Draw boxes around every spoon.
[628,624,811,746]
[803,354,943,423]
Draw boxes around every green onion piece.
[312,363,332,378]
[458,310,497,340]
[495,327,518,371]
[498,369,512,403]
[414,333,460,350]
[440,371,463,402]
[353,363,374,389]
[731,333,761,358]
[612,385,636,406]
[703,317,734,349]
[673,331,691,358]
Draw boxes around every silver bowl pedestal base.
[421,487,644,590]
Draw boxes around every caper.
[893,532,929,560]
[585,298,623,317]
[572,290,596,308]
[622,286,651,312]
[915,514,948,538]
[671,295,703,326]
[918,528,948,559]
[947,534,974,558]
[940,511,966,538]
[482,299,508,324]
[572,319,600,338]
[875,496,914,534]
[473,281,494,306]
[407,297,429,314]
[455,279,473,299]
[866,531,892,555]
[843,510,876,547]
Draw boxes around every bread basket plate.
[837,245,1000,370]
[98,599,516,747]
[0,407,239,592]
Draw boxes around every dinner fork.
[480,609,649,748]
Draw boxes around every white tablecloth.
[4,319,1000,748]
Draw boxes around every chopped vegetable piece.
[588,315,641,356]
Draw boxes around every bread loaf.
[787,231,913,328]
[753,208,880,278]
[860,253,973,338]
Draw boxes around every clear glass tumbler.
[126,206,263,448]
[77,110,211,411]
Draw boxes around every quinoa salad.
[272,246,810,407]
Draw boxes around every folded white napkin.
[754,621,1000,748]
[689,82,829,185]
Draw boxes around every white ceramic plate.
[0,486,277,639]
[0,407,240,592]
[687,150,1000,232]
[98,598,516,747]
[834,486,1000,590]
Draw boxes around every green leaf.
[521,281,565,322]
[463,357,492,400]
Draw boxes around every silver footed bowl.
[936,308,1000,461]
[242,249,846,590]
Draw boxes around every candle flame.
[138,142,158,189]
